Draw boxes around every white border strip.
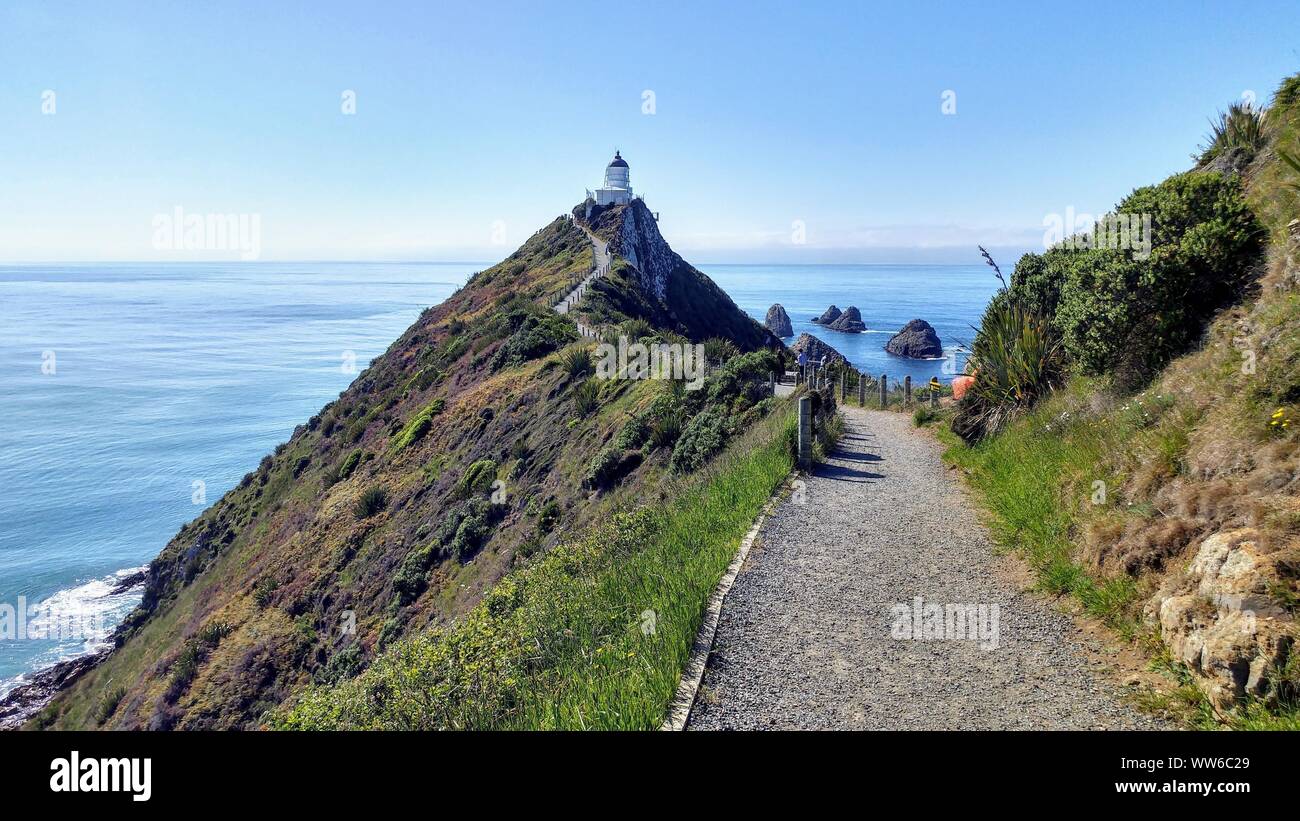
[659,476,790,731]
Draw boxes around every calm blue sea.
[0,261,997,694]
[701,264,999,383]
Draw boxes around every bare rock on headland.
[811,305,842,325]
[790,333,849,367]
[884,319,943,358]
[1146,529,1296,714]
[764,304,793,337]
[0,648,110,730]
[826,306,866,333]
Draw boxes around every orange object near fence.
[952,375,975,400]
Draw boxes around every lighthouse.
[588,151,633,205]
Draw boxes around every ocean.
[0,261,998,695]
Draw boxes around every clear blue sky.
[1,0,1296,263]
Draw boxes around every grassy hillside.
[36,206,788,730]
[278,405,797,729]
[943,73,1300,728]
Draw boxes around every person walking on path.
[797,350,808,384]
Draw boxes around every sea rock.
[826,306,866,333]
[885,319,943,358]
[1144,529,1295,713]
[109,570,147,596]
[0,648,111,730]
[811,305,842,325]
[764,304,793,337]
[790,333,848,367]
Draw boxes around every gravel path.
[687,406,1166,730]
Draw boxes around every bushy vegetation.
[390,399,445,452]
[488,305,577,371]
[276,406,796,730]
[353,486,388,519]
[1198,101,1267,165]
[1006,171,1263,383]
[952,299,1064,442]
[556,345,593,378]
[455,459,498,498]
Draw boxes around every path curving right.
[687,406,1167,730]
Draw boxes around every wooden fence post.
[797,396,812,471]
[879,374,888,409]
[858,371,866,405]
[839,371,846,401]
[904,375,912,407]
[769,372,776,395]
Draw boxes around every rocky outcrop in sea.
[885,319,943,358]
[764,304,793,337]
[826,306,866,333]
[791,332,849,367]
[811,305,841,325]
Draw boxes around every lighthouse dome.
[593,151,633,205]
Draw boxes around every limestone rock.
[885,319,943,358]
[1145,529,1295,713]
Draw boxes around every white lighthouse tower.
[588,151,633,205]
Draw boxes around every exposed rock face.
[0,648,110,730]
[812,305,842,325]
[1145,529,1295,713]
[826,306,866,333]
[764,304,793,337]
[790,333,848,367]
[579,199,773,349]
[885,319,943,358]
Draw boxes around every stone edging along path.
[659,487,787,731]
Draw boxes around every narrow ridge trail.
[687,406,1167,730]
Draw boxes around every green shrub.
[534,500,561,533]
[557,346,594,379]
[335,449,363,482]
[1198,101,1267,165]
[354,486,388,519]
[573,380,600,416]
[317,644,364,685]
[619,317,653,340]
[703,337,739,365]
[490,308,577,370]
[650,411,684,448]
[456,459,498,498]
[1004,170,1264,384]
[94,686,126,725]
[391,399,445,452]
[952,299,1064,443]
[252,576,280,608]
[670,406,733,473]
[612,416,650,451]
[583,446,642,490]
